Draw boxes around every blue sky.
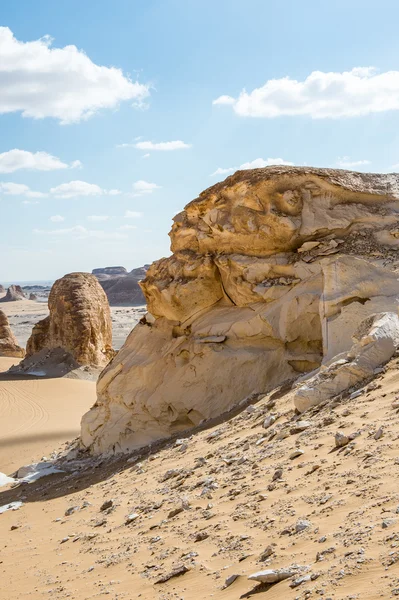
[2,0,399,281]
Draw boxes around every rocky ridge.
[92,265,148,306]
[81,166,399,454]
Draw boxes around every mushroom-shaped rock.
[81,167,399,454]
[0,310,25,358]
[0,285,26,302]
[26,272,113,367]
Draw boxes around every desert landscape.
[2,167,399,600]
[3,5,399,599]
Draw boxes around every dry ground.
[1,355,399,599]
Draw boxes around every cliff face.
[26,272,114,367]
[81,167,399,454]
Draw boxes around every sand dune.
[0,358,95,474]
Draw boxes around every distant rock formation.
[29,293,37,301]
[26,272,114,367]
[0,285,5,294]
[92,266,128,279]
[81,167,399,454]
[92,265,148,305]
[0,285,26,302]
[0,310,25,358]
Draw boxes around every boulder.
[0,285,5,294]
[29,293,37,301]
[294,312,399,412]
[26,272,113,367]
[0,285,26,302]
[81,167,399,454]
[0,310,25,358]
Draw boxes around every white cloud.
[50,215,64,222]
[22,199,40,205]
[125,210,143,218]
[213,67,399,119]
[108,189,122,196]
[143,153,150,158]
[0,149,82,173]
[50,180,104,198]
[0,27,150,124]
[70,160,83,169]
[336,157,371,169]
[88,215,109,222]
[135,140,191,151]
[211,157,294,176]
[33,225,127,240]
[212,95,235,106]
[120,224,137,230]
[0,181,46,197]
[132,180,160,196]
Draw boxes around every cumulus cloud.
[0,149,82,173]
[125,210,143,218]
[213,67,399,118]
[87,215,109,222]
[50,215,64,222]
[33,225,127,240]
[132,180,161,196]
[0,181,46,197]
[50,180,105,198]
[211,157,294,176]
[108,189,122,196]
[0,27,150,124]
[336,157,371,169]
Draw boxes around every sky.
[2,0,399,281]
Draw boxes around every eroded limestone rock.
[81,167,399,454]
[0,285,26,302]
[0,310,25,358]
[294,312,399,413]
[26,272,113,367]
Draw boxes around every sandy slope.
[0,358,96,474]
[0,355,399,599]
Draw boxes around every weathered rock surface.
[92,265,148,305]
[0,310,25,358]
[0,284,5,294]
[81,167,399,454]
[0,285,26,302]
[29,293,37,301]
[294,312,399,412]
[26,272,113,367]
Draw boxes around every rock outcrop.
[294,312,399,412]
[0,285,5,294]
[29,293,37,301]
[26,272,113,367]
[81,167,399,454]
[92,265,148,305]
[0,310,25,358]
[0,285,26,302]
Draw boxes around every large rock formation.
[0,310,25,358]
[0,285,5,294]
[26,272,113,367]
[92,265,148,305]
[0,285,26,302]
[81,167,399,454]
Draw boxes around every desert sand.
[0,353,399,599]
[0,357,96,474]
